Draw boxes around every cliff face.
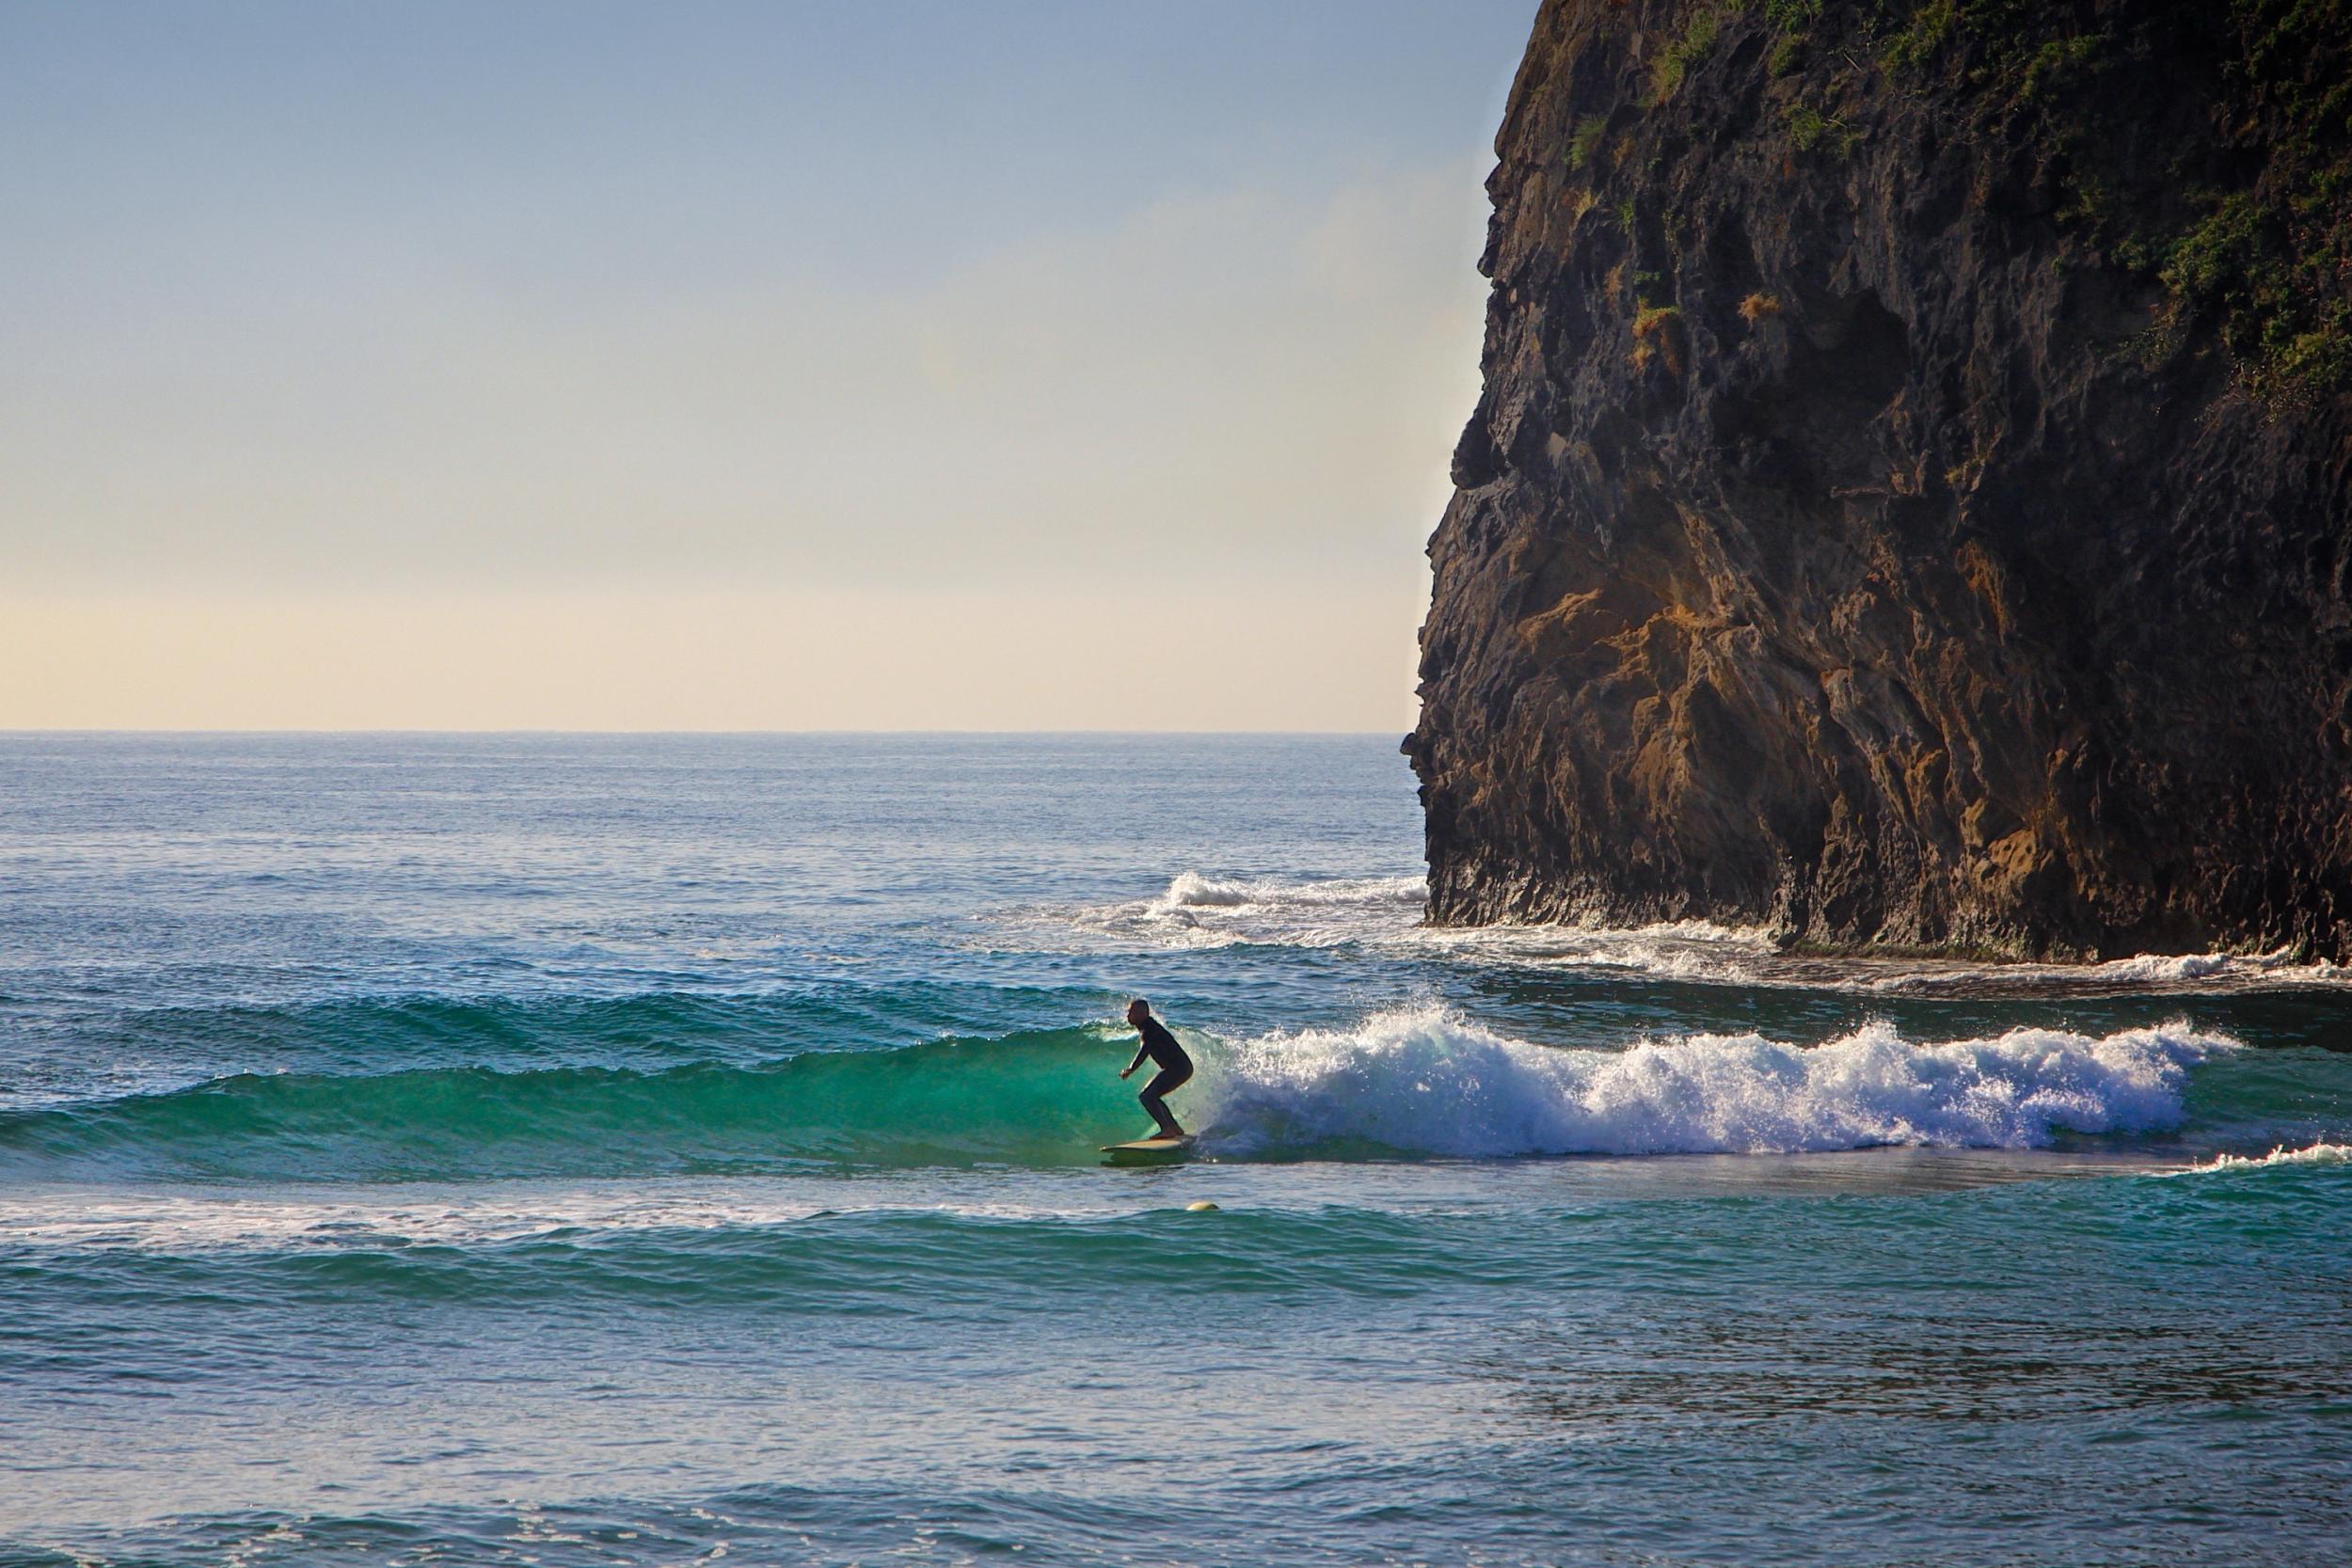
[1407,0,2352,960]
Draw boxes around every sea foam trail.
[2169,1141,2352,1176]
[1203,1006,2232,1159]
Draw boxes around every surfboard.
[1101,1135,1192,1163]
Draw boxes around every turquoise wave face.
[0,1027,1143,1180]
[0,982,1131,1094]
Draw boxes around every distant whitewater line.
[1054,870,2352,993]
[1148,870,1430,913]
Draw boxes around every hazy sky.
[2,1,1535,729]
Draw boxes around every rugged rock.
[1407,0,2352,960]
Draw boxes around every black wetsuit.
[1126,1016,1194,1133]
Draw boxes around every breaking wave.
[1202,1006,2233,1159]
[1126,871,1430,947]
[1148,871,1428,913]
[0,1006,2251,1180]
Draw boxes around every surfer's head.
[1126,998,1151,1025]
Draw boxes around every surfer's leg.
[1138,1062,1193,1137]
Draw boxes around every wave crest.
[1105,872,1428,948]
[1147,871,1428,912]
[1150,872,1259,910]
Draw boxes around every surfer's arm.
[1120,1041,1150,1078]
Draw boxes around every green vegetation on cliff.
[1643,0,2352,403]
[1411,0,2352,958]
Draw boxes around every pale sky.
[1,1,1535,729]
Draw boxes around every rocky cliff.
[1407,0,2352,960]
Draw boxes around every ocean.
[2,732,2347,1566]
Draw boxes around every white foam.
[1402,916,1771,982]
[1028,870,1774,971]
[1146,871,1430,917]
[1009,868,2350,991]
[1200,1006,2233,1159]
[2169,1141,2352,1176]
[1150,872,1261,911]
[1869,945,2347,994]
[1027,871,1434,951]
[0,1188,825,1251]
[2092,952,2239,982]
[0,1183,1035,1254]
[0,1181,1168,1252]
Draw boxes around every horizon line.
[0,726,1414,738]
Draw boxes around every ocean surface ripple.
[2,734,2347,1567]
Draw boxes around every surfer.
[1118,998,1193,1140]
